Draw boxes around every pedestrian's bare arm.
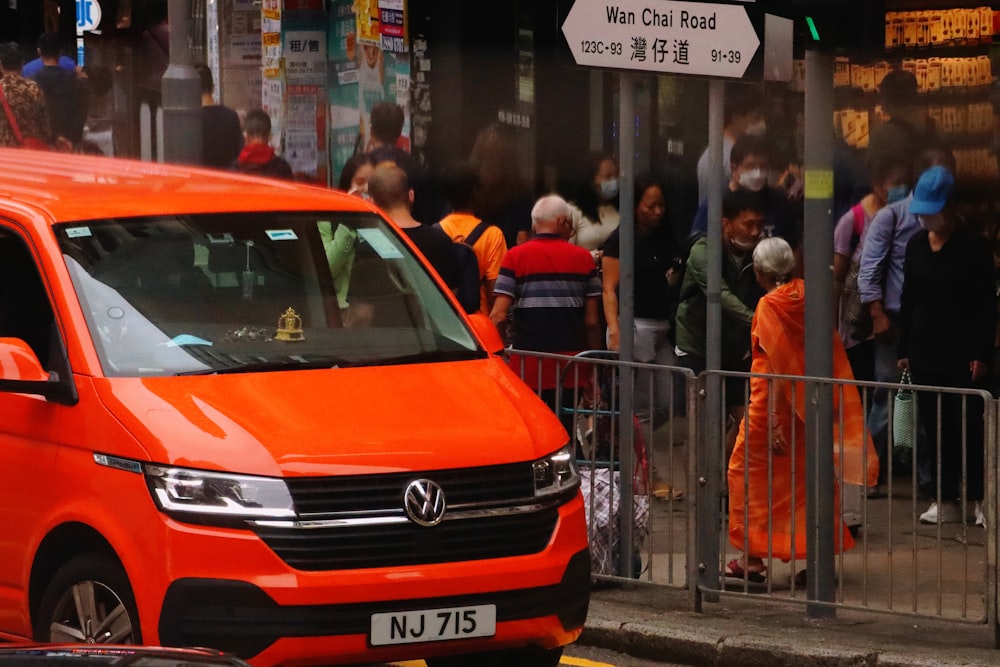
[584,297,601,351]
[489,293,513,339]
[484,278,497,312]
[602,256,621,351]
[868,299,894,342]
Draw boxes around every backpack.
[435,220,492,314]
[841,203,872,341]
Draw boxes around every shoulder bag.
[0,83,49,151]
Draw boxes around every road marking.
[562,657,615,667]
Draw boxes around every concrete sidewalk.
[580,582,999,667]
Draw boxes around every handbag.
[0,83,49,151]
[892,368,917,450]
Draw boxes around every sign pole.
[618,71,637,579]
[803,47,836,618]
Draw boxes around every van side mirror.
[0,337,78,405]
[466,313,505,355]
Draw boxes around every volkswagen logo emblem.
[403,479,447,527]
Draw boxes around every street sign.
[560,0,761,79]
[76,0,102,33]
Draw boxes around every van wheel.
[35,553,141,644]
[427,646,563,667]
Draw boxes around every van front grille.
[283,462,536,515]
[254,462,560,571]
[254,508,559,571]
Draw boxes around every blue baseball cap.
[909,165,954,216]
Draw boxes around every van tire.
[427,646,563,667]
[35,553,141,645]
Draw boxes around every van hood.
[93,358,568,477]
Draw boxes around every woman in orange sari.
[726,237,878,584]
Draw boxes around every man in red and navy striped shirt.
[491,195,602,419]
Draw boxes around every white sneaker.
[975,502,986,527]
[919,501,964,524]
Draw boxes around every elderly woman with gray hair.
[724,237,879,586]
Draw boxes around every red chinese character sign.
[561,0,761,79]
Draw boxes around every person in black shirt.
[196,63,243,168]
[30,32,85,149]
[898,166,995,526]
[367,162,459,292]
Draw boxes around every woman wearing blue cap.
[897,165,995,527]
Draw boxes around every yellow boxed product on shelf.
[980,7,993,43]
[939,58,952,88]
[941,9,954,42]
[916,12,931,47]
[977,55,991,86]
[874,61,891,90]
[856,111,870,150]
[834,57,851,88]
[927,58,942,92]
[851,63,865,90]
[967,7,981,41]
[903,14,918,47]
[929,10,946,45]
[915,60,929,93]
[952,9,967,45]
[885,12,902,49]
[861,65,876,94]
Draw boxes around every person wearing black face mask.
[897,165,994,527]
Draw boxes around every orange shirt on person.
[437,212,508,315]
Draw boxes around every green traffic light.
[805,15,820,41]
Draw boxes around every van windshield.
[57,212,482,377]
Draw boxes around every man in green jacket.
[674,188,765,448]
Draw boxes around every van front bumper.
[158,547,590,663]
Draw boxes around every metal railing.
[506,348,999,641]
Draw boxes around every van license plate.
[370,604,496,646]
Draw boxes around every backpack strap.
[851,203,865,238]
[463,221,491,247]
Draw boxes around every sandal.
[652,484,684,501]
[724,557,766,584]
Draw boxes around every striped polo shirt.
[493,233,601,351]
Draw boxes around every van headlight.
[145,465,295,520]
[532,445,580,498]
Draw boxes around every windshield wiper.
[176,357,352,376]
[356,348,485,368]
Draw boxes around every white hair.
[530,194,571,232]
[752,236,794,283]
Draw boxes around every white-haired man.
[491,195,601,428]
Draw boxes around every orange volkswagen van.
[0,150,589,666]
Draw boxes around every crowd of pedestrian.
[324,70,996,546]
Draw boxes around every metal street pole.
[695,78,725,609]
[803,47,836,618]
[162,0,202,164]
[617,71,636,579]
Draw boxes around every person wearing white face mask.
[567,152,621,266]
[689,135,802,273]
[696,86,767,205]
[897,165,994,527]
[675,189,767,457]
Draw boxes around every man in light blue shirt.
[858,145,955,494]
